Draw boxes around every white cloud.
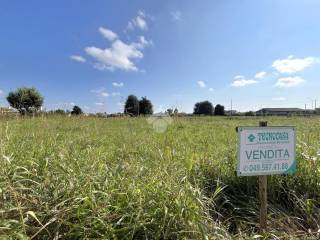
[275,76,304,88]
[255,71,266,79]
[136,36,153,47]
[91,88,109,97]
[111,92,120,96]
[85,31,151,71]
[86,40,141,71]
[126,10,148,31]
[272,56,318,74]
[208,88,214,92]
[234,75,244,79]
[0,89,4,96]
[90,88,103,93]
[70,55,86,63]
[197,81,206,88]
[99,27,118,41]
[231,75,257,87]
[231,79,257,87]
[100,92,109,97]
[95,102,104,106]
[272,97,286,101]
[112,82,124,87]
[136,16,147,30]
[171,11,182,21]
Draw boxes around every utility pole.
[230,99,233,117]
[308,98,315,110]
[305,103,307,116]
[104,100,107,115]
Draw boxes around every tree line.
[193,101,225,115]
[123,95,225,116]
[6,87,84,115]
[124,95,153,116]
[4,87,225,116]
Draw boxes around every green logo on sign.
[248,134,256,142]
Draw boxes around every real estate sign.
[237,126,296,176]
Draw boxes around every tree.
[139,97,153,115]
[71,105,83,115]
[7,87,44,115]
[193,101,214,115]
[244,111,255,116]
[173,108,178,115]
[214,104,225,116]
[54,109,66,115]
[124,95,139,116]
[166,108,173,116]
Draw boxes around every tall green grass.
[0,116,319,239]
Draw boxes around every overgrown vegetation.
[0,116,320,239]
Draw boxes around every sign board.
[237,126,296,176]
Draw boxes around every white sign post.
[237,122,296,231]
[237,125,296,176]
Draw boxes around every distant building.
[256,108,305,116]
[0,107,17,115]
[225,110,237,116]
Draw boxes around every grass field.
[1,116,320,239]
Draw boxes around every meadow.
[0,116,320,239]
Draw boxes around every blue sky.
[1,0,320,113]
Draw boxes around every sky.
[1,0,320,113]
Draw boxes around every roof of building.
[256,108,305,112]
